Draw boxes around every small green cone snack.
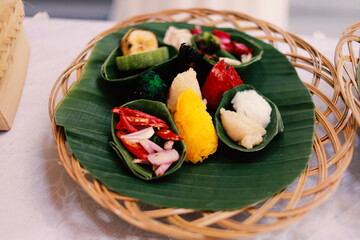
[136,71,167,102]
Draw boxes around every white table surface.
[0,17,359,240]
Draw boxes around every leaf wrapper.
[214,84,284,152]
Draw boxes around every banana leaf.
[55,22,315,211]
[214,84,284,152]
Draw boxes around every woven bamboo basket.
[335,21,360,126]
[49,9,357,239]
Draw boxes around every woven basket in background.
[335,21,360,126]
[0,0,29,130]
[49,9,357,239]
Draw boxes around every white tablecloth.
[0,17,359,240]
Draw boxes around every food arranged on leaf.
[167,68,205,113]
[112,106,183,177]
[201,59,243,109]
[162,25,263,68]
[220,89,271,149]
[109,25,283,179]
[190,27,260,67]
[121,29,158,55]
[135,70,167,102]
[110,99,187,180]
[214,84,284,152]
[53,21,316,210]
[163,26,193,49]
[173,88,218,164]
[116,29,170,71]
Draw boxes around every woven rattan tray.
[335,21,360,126]
[49,9,357,239]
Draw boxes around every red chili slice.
[116,114,138,133]
[112,107,166,124]
[117,131,148,160]
[126,116,169,129]
[155,129,183,141]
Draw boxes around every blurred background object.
[0,0,30,130]
[290,0,360,38]
[24,0,112,20]
[23,0,359,38]
[107,0,289,30]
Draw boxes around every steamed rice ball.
[220,90,272,149]
[231,90,272,128]
[167,68,204,113]
[220,108,266,149]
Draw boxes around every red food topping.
[116,114,138,132]
[190,25,202,35]
[220,41,252,57]
[117,131,149,160]
[219,42,233,53]
[125,116,169,129]
[201,60,243,109]
[112,107,166,124]
[112,106,184,176]
[233,42,252,57]
[212,30,252,58]
[212,30,231,43]
[156,129,183,141]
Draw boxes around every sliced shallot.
[147,149,179,165]
[147,139,164,152]
[164,140,174,150]
[139,139,155,154]
[155,163,172,176]
[120,127,154,142]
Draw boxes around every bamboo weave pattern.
[335,21,360,126]
[0,0,25,79]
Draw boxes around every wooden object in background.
[0,0,30,130]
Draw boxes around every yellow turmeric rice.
[174,89,218,163]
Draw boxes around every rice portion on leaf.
[174,89,218,163]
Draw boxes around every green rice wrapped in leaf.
[135,70,167,102]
